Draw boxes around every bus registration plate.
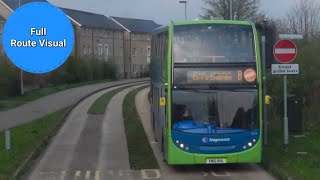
[206,159,227,164]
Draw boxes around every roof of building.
[1,0,48,11]
[111,16,161,33]
[61,8,124,30]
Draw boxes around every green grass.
[0,79,111,111]
[0,107,70,179]
[123,86,159,170]
[262,120,320,180]
[88,85,132,114]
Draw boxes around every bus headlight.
[243,139,257,150]
[176,140,180,144]
[180,144,184,148]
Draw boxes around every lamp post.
[18,0,24,95]
[229,0,233,20]
[179,1,187,21]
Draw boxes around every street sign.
[273,39,297,63]
[271,64,299,75]
[279,34,303,40]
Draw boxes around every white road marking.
[141,169,161,179]
[60,171,66,180]
[74,171,81,180]
[95,170,100,180]
[85,171,91,179]
[211,170,231,177]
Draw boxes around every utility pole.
[262,19,268,145]
[179,1,187,21]
[19,0,24,95]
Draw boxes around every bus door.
[158,83,168,152]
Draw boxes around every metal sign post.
[283,75,288,145]
[5,130,11,150]
[272,34,303,146]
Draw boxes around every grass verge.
[262,121,320,180]
[88,85,132,114]
[0,79,111,111]
[0,107,71,179]
[123,86,159,170]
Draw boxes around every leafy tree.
[200,0,265,22]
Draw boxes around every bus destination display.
[174,68,257,84]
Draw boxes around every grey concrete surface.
[0,78,148,132]
[23,83,149,180]
[135,87,276,180]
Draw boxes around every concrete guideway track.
[23,83,149,180]
[135,87,276,180]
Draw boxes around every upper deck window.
[173,24,255,63]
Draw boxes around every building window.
[88,47,91,55]
[132,48,137,57]
[133,64,136,73]
[141,48,143,55]
[132,33,135,40]
[0,23,3,34]
[83,45,87,55]
[104,44,109,61]
[98,44,103,60]
[147,46,151,57]
[147,35,150,40]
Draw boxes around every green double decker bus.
[150,20,262,164]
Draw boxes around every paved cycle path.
[0,78,148,132]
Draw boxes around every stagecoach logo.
[202,137,231,143]
[202,137,208,143]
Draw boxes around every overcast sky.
[48,0,295,25]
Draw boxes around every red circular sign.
[273,39,297,63]
[243,69,257,82]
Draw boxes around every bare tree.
[285,0,320,38]
[200,0,265,22]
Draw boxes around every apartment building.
[111,17,161,78]
[61,8,126,78]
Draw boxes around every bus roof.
[152,20,253,34]
[173,20,252,26]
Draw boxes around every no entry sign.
[273,39,297,63]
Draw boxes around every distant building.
[61,8,126,78]
[111,17,161,78]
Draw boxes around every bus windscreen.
[172,89,258,134]
[173,24,255,63]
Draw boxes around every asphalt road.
[135,87,276,180]
[23,83,148,180]
[0,78,148,132]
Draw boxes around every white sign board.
[271,64,299,75]
[279,34,304,40]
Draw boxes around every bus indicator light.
[160,97,166,106]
